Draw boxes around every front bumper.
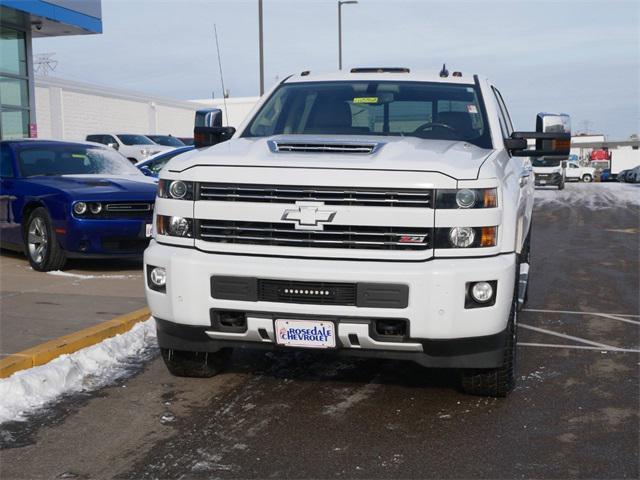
[58,217,152,255]
[534,172,563,186]
[144,241,516,366]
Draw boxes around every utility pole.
[338,1,358,70]
[258,0,264,95]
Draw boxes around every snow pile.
[46,270,139,280]
[0,318,156,424]
[534,183,640,210]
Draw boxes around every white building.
[35,76,259,141]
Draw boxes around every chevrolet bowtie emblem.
[281,202,337,230]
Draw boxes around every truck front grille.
[197,220,432,250]
[197,183,432,208]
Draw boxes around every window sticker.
[353,97,379,104]
[71,154,86,159]
[467,104,478,114]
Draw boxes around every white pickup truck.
[144,68,570,397]
[565,161,595,182]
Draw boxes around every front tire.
[582,174,593,183]
[160,348,231,378]
[461,270,518,397]
[24,207,67,272]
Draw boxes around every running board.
[518,263,530,307]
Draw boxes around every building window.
[0,24,30,139]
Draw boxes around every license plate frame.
[274,319,336,349]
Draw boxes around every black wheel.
[24,207,67,272]
[461,272,518,397]
[581,174,593,183]
[160,348,231,378]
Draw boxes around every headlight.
[435,188,497,209]
[89,202,102,214]
[157,215,193,237]
[73,202,87,215]
[169,181,188,199]
[158,179,194,200]
[435,226,497,248]
[448,226,475,247]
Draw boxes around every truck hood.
[167,135,494,180]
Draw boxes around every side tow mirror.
[561,160,567,169]
[508,113,571,158]
[193,108,235,148]
[107,142,119,150]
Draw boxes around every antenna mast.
[213,24,229,126]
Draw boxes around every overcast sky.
[34,0,639,140]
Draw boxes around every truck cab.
[144,68,570,397]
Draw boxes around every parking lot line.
[524,308,640,320]
[518,342,640,353]
[518,323,631,351]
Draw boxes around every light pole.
[338,0,358,70]
[258,0,264,95]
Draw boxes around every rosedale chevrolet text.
[144,67,570,396]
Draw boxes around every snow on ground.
[534,183,640,210]
[0,318,156,424]
[46,270,140,280]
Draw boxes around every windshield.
[117,134,155,146]
[148,135,185,147]
[532,158,562,167]
[243,81,491,148]
[18,145,144,177]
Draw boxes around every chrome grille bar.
[197,220,431,250]
[197,184,432,208]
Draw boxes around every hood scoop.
[268,139,382,155]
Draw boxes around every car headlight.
[73,202,87,215]
[435,188,497,209]
[89,202,102,214]
[158,179,194,200]
[435,226,497,248]
[157,215,193,237]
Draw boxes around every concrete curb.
[0,307,151,379]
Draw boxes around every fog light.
[73,202,87,215]
[449,226,475,247]
[471,281,493,303]
[150,267,166,287]
[456,189,476,208]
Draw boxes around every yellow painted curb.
[0,307,150,379]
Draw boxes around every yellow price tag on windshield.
[71,154,86,159]
[353,97,379,104]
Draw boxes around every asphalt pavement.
[1,183,638,479]
[0,252,146,354]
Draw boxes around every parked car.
[178,137,194,146]
[625,165,640,183]
[599,168,612,182]
[0,140,157,271]
[617,169,630,182]
[85,134,172,164]
[146,135,186,148]
[145,67,571,397]
[137,146,195,177]
[565,161,595,182]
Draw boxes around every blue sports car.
[0,140,157,271]
[136,145,194,177]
